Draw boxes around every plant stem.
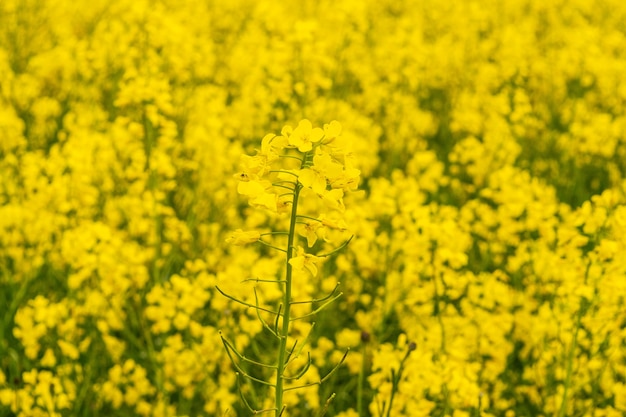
[559,305,582,417]
[275,181,302,416]
[357,342,367,416]
[558,262,591,417]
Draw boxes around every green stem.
[142,107,162,284]
[296,214,323,222]
[136,297,164,395]
[275,180,302,416]
[357,342,367,416]
[386,350,408,417]
[559,306,582,417]
[431,244,446,353]
[558,262,591,417]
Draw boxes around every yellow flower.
[225,229,261,245]
[237,179,277,211]
[297,167,327,194]
[297,150,358,196]
[289,246,322,276]
[300,151,343,189]
[260,133,287,161]
[323,120,342,144]
[298,220,322,247]
[320,188,345,212]
[328,165,361,191]
[318,214,347,231]
[287,119,324,152]
[234,154,271,181]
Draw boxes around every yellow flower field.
[1,0,626,416]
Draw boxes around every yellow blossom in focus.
[298,220,322,247]
[289,246,322,276]
[320,188,345,212]
[287,119,324,152]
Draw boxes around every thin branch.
[288,322,315,366]
[318,393,336,417]
[320,348,350,384]
[291,284,340,304]
[278,154,303,161]
[221,338,276,387]
[270,169,299,178]
[258,239,287,253]
[221,334,277,370]
[284,339,298,365]
[272,179,298,187]
[274,304,283,334]
[242,277,287,284]
[254,287,279,339]
[215,286,279,315]
[283,352,311,380]
[236,372,256,413]
[236,373,277,415]
[291,293,343,321]
[273,183,296,192]
[317,235,354,258]
[283,349,349,391]
[296,214,323,222]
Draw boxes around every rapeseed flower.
[286,119,324,152]
[289,246,323,276]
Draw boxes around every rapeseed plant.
[221,120,359,415]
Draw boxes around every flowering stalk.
[220,120,360,415]
[275,173,302,415]
[386,342,416,417]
